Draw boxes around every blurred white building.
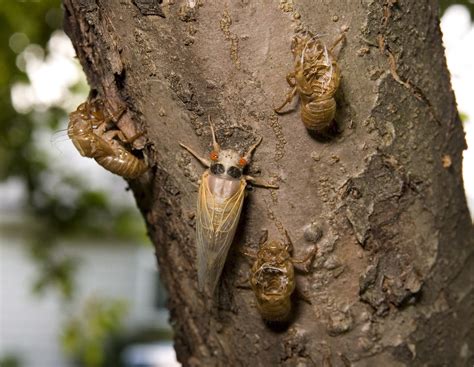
[2,30,181,367]
[0,210,175,367]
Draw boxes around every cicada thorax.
[207,169,245,200]
[67,101,115,158]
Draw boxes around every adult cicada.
[244,230,316,322]
[68,98,147,179]
[180,118,278,294]
[275,30,346,134]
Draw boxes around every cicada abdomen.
[94,143,147,179]
[180,117,278,294]
[67,99,147,179]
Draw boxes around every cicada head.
[73,100,106,128]
[88,99,106,122]
[208,130,262,180]
[69,102,94,137]
[209,149,245,180]
[258,240,291,266]
[291,30,315,58]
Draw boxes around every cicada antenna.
[208,115,220,152]
[242,136,262,163]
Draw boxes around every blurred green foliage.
[459,111,469,122]
[0,1,148,301]
[0,1,62,180]
[1,2,149,365]
[0,355,21,367]
[61,298,129,367]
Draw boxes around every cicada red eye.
[238,157,247,167]
[210,151,219,161]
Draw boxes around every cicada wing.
[196,174,246,294]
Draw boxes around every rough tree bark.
[63,0,473,366]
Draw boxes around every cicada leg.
[286,72,297,87]
[235,278,252,290]
[274,72,298,114]
[126,131,145,144]
[283,229,317,270]
[259,230,269,246]
[112,130,145,145]
[245,175,279,189]
[329,31,347,53]
[273,72,296,113]
[274,88,298,114]
[100,129,125,142]
[239,236,259,262]
[294,60,315,97]
[105,106,145,144]
[292,246,317,274]
[179,143,211,168]
[294,287,312,305]
[240,248,258,260]
[292,247,317,265]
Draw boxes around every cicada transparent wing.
[196,171,247,294]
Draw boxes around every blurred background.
[0,1,472,367]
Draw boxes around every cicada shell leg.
[259,230,269,246]
[274,72,299,114]
[274,87,298,114]
[329,29,347,53]
[292,247,317,268]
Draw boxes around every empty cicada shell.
[275,30,346,134]
[246,230,316,322]
[67,98,147,179]
[180,117,278,295]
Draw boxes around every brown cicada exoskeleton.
[243,230,316,322]
[67,99,147,179]
[275,31,346,134]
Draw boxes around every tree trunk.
[63,1,473,366]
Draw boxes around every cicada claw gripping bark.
[180,117,278,295]
[245,230,316,322]
[275,30,346,134]
[67,98,148,179]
